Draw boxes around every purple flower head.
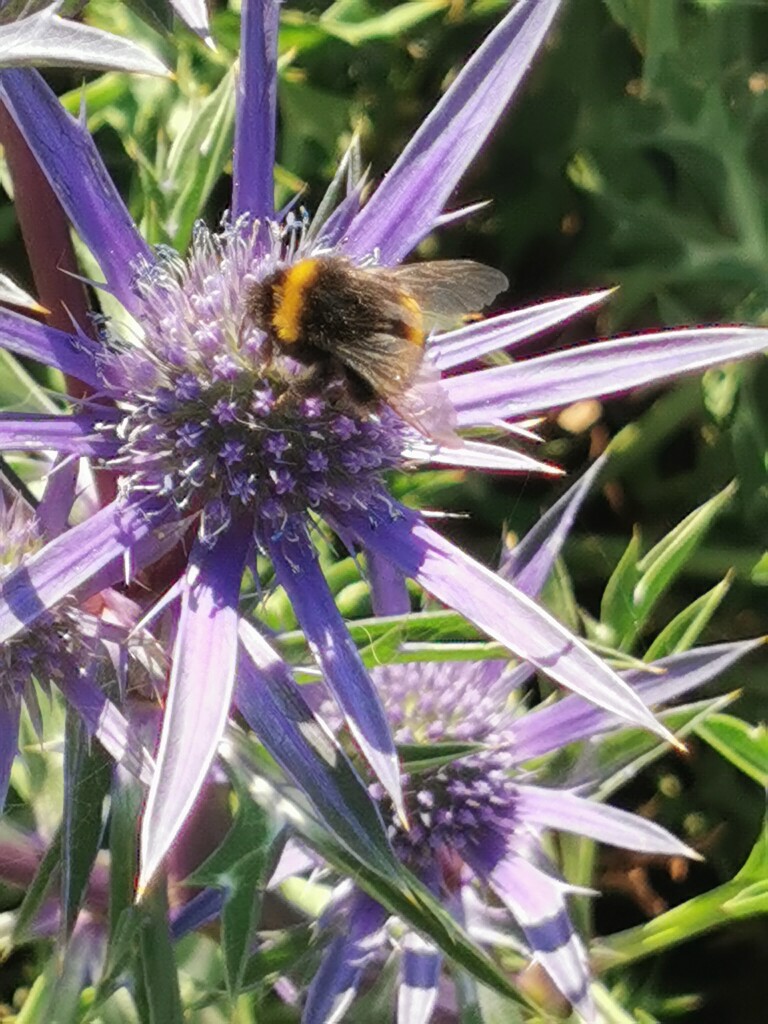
[0,478,155,809]
[301,473,760,1023]
[0,0,765,895]
[302,639,760,1024]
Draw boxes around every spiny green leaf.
[599,528,643,646]
[166,66,236,250]
[86,907,142,1020]
[319,0,447,45]
[136,882,184,1024]
[108,773,143,944]
[188,784,284,1000]
[61,708,111,940]
[696,713,768,787]
[644,573,734,660]
[241,927,314,992]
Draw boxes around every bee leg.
[345,369,376,407]
[259,334,274,368]
[271,356,334,413]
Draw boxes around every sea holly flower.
[0,477,156,807]
[298,468,760,1023]
[0,0,765,895]
[299,639,757,1024]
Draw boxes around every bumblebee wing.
[390,361,460,447]
[333,332,459,445]
[389,260,508,329]
[332,331,424,397]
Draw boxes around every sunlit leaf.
[0,5,169,74]
[696,713,768,787]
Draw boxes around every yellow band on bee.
[399,293,425,347]
[272,259,321,344]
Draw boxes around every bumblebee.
[245,255,507,440]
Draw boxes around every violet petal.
[232,0,279,222]
[343,0,563,264]
[0,70,152,314]
[0,309,100,385]
[340,504,679,746]
[138,517,251,893]
[446,327,768,427]
[432,289,612,371]
[267,533,405,821]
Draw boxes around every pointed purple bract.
[232,0,279,222]
[268,532,405,821]
[341,502,679,747]
[0,309,101,386]
[38,455,78,539]
[398,933,443,1024]
[509,639,761,762]
[343,0,564,263]
[515,786,697,858]
[367,549,410,617]
[0,699,21,810]
[446,327,768,426]
[502,457,605,598]
[138,517,251,893]
[0,69,152,313]
[0,499,158,645]
[303,893,387,1024]
[170,0,211,41]
[58,659,156,787]
[432,289,612,371]
[0,413,119,457]
[474,853,595,1023]
[236,621,393,869]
